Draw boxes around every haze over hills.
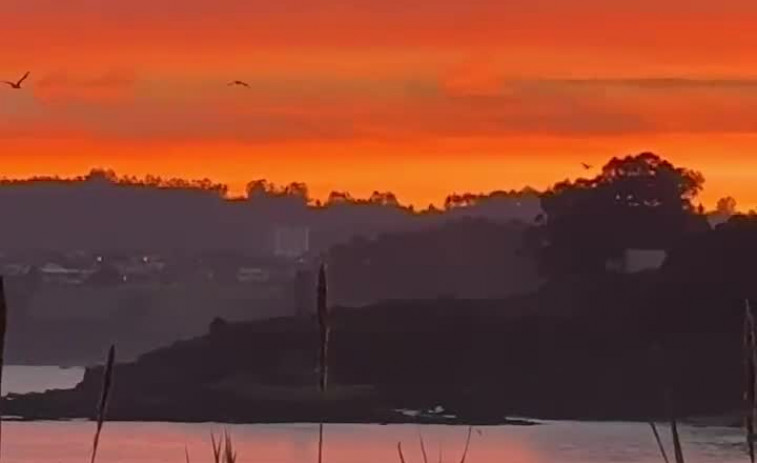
[0,154,745,366]
[0,169,541,252]
[0,169,542,365]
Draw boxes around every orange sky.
[3,0,757,209]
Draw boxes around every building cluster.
[0,225,313,289]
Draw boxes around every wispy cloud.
[33,70,137,104]
[3,75,757,143]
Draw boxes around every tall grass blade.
[397,442,407,463]
[223,431,237,463]
[90,345,115,463]
[317,264,329,393]
[745,299,757,463]
[649,422,670,463]
[0,278,7,462]
[458,426,473,463]
[438,443,442,463]
[211,433,221,463]
[184,445,190,463]
[418,429,429,463]
[317,423,325,463]
[670,417,685,463]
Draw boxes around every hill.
[3,269,746,423]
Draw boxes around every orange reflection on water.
[0,420,744,463]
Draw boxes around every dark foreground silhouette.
[3,259,750,423]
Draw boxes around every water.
[2,365,85,396]
[0,421,747,463]
[0,366,748,462]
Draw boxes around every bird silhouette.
[227,80,250,88]
[581,162,593,170]
[3,71,30,90]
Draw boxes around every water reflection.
[2,365,84,396]
[0,421,747,463]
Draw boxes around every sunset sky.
[3,0,757,209]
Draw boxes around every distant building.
[606,249,667,274]
[39,263,92,285]
[237,267,269,283]
[274,226,310,259]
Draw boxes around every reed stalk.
[418,429,429,463]
[670,417,685,463]
[458,426,473,463]
[90,345,115,463]
[649,422,670,463]
[0,278,7,462]
[317,264,330,463]
[745,299,757,463]
[397,442,407,463]
[210,432,237,463]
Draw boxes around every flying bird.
[2,71,30,89]
[228,80,250,88]
[581,162,593,170]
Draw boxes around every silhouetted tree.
[86,168,118,184]
[328,218,540,304]
[369,191,399,206]
[652,212,757,329]
[536,152,707,276]
[716,196,737,216]
[246,179,273,199]
[209,317,229,336]
[326,191,354,205]
[283,182,309,200]
[445,193,478,209]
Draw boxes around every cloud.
[32,70,137,105]
[441,59,507,97]
[428,77,757,135]
[4,74,757,144]
[540,78,757,90]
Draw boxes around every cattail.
[317,424,325,463]
[316,263,330,463]
[90,345,115,463]
[0,277,7,461]
[746,299,757,463]
[317,264,329,393]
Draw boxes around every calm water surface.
[2,365,85,396]
[0,366,747,463]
